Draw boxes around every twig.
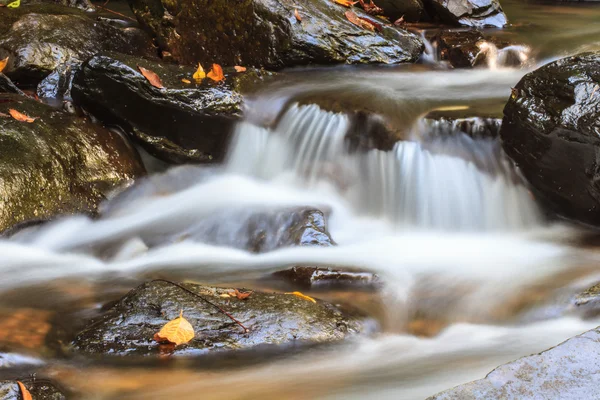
[96,5,136,22]
[151,279,249,333]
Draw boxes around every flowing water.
[4,0,600,398]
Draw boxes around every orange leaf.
[16,381,32,400]
[193,63,206,83]
[285,291,317,303]
[294,8,302,22]
[137,65,164,89]
[207,63,225,82]
[153,310,194,346]
[234,65,247,72]
[345,10,376,31]
[334,0,357,7]
[181,78,191,84]
[229,289,253,300]
[8,109,36,123]
[358,16,381,31]
[0,57,8,74]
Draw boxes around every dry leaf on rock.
[0,57,8,73]
[137,66,164,89]
[334,0,357,7]
[234,66,247,72]
[345,10,376,31]
[207,64,225,82]
[193,63,206,82]
[285,291,317,303]
[9,109,36,123]
[294,8,302,22]
[229,289,253,300]
[153,310,194,346]
[16,381,32,400]
[181,78,191,84]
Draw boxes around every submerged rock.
[0,93,144,232]
[424,0,507,28]
[421,116,502,139]
[429,326,600,399]
[273,267,379,289]
[0,5,156,84]
[0,380,66,400]
[501,52,600,226]
[73,280,368,356]
[128,0,423,68]
[72,52,271,163]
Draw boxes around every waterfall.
[226,103,541,231]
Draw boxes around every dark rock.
[0,5,156,85]
[127,0,423,68]
[421,116,502,139]
[36,62,80,110]
[0,93,144,232]
[273,266,379,289]
[428,326,600,399]
[73,280,369,356]
[20,0,95,11]
[500,52,600,226]
[0,74,24,95]
[433,30,530,68]
[0,379,66,400]
[424,0,507,28]
[72,52,272,164]
[376,0,426,22]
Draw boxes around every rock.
[421,116,502,139]
[424,0,507,28]
[500,52,600,226]
[0,93,144,232]
[72,280,369,356]
[36,62,80,106]
[376,0,426,22]
[428,326,600,399]
[127,0,423,68]
[72,52,272,164]
[433,30,530,68]
[0,380,66,400]
[273,266,379,289]
[20,0,95,11]
[0,5,156,84]
[0,74,24,95]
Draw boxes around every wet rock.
[0,5,156,84]
[72,52,272,164]
[424,0,507,28]
[501,52,600,226]
[273,267,379,289]
[421,116,502,139]
[36,62,80,106]
[19,0,95,11]
[376,0,426,22]
[429,326,600,399]
[73,280,368,356]
[0,74,24,95]
[0,380,66,400]
[127,0,423,68]
[433,30,530,68]
[0,93,144,232]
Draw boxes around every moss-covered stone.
[0,93,145,232]
[127,0,423,68]
[72,280,370,356]
[72,52,273,163]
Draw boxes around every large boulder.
[424,0,507,28]
[429,326,600,399]
[73,280,369,356]
[127,0,423,68]
[0,93,144,233]
[500,52,600,226]
[0,5,156,84]
[0,380,66,400]
[72,52,271,163]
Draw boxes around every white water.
[5,75,600,399]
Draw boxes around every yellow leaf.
[181,78,191,84]
[285,291,317,303]
[193,63,206,83]
[8,109,36,123]
[207,63,225,82]
[16,381,32,400]
[153,310,194,346]
[137,66,164,89]
[7,0,20,7]
[0,57,8,74]
[234,65,247,72]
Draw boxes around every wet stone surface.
[0,380,66,400]
[501,52,600,226]
[73,280,370,356]
[424,0,507,28]
[273,267,379,289]
[72,52,272,164]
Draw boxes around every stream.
[1,0,600,399]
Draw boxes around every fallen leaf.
[345,10,375,31]
[234,65,247,72]
[207,63,225,82]
[219,293,231,298]
[285,291,317,303]
[229,289,253,300]
[294,8,302,22]
[16,381,32,400]
[8,109,36,123]
[358,0,383,15]
[358,16,382,31]
[334,0,358,7]
[137,65,164,89]
[181,78,191,84]
[590,84,599,100]
[193,63,206,83]
[393,16,404,25]
[153,310,194,346]
[0,57,8,73]
[6,0,20,7]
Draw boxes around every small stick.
[151,279,249,333]
[96,5,136,22]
